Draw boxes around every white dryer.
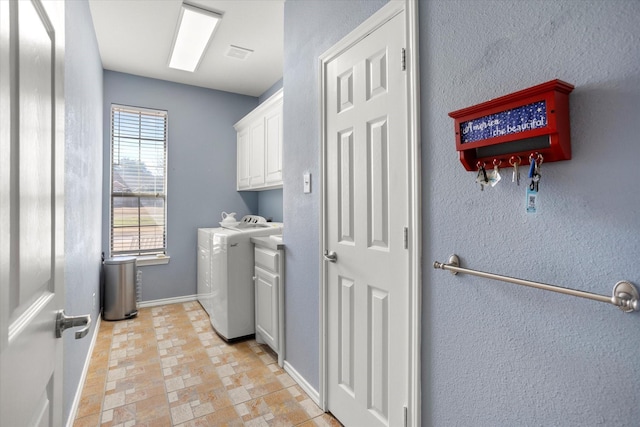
[198,215,283,341]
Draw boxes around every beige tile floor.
[73,302,342,427]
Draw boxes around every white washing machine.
[197,228,213,317]
[197,215,283,341]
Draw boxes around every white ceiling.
[88,0,284,97]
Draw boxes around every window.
[110,105,167,258]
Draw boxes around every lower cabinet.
[254,267,279,349]
[253,244,284,366]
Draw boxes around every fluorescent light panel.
[169,4,221,72]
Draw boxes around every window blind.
[110,105,168,256]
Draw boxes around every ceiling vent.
[226,45,253,60]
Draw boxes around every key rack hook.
[509,155,521,166]
[529,152,544,165]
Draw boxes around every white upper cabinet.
[264,104,283,185]
[234,89,283,191]
[237,128,251,189]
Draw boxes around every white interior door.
[0,1,65,425]
[324,9,408,427]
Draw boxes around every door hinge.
[401,48,406,71]
[403,227,408,249]
[404,406,408,427]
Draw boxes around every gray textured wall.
[421,1,640,425]
[102,72,259,301]
[64,1,103,423]
[282,0,640,425]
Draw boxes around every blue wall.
[259,77,284,105]
[102,72,259,301]
[64,1,103,423]
[258,189,284,223]
[282,0,640,425]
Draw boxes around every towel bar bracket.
[433,253,639,313]
[613,281,639,313]
[446,254,460,274]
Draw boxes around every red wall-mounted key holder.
[448,79,574,171]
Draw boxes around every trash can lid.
[104,256,137,265]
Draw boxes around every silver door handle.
[323,250,337,263]
[55,310,91,339]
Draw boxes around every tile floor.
[74,302,342,427]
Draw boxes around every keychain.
[476,161,489,191]
[526,153,542,213]
[529,153,542,191]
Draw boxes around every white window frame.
[109,104,170,266]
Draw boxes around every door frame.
[318,1,421,425]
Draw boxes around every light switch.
[303,172,311,193]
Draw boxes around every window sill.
[136,255,171,266]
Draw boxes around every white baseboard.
[137,294,197,308]
[66,316,101,427]
[283,360,320,406]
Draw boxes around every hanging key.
[533,153,542,191]
[535,153,543,190]
[528,154,537,190]
[531,172,541,191]
[476,162,488,191]
[509,156,521,186]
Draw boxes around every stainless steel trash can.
[103,256,138,320]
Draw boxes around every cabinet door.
[254,266,279,351]
[265,104,283,185]
[237,129,251,189]
[249,120,265,188]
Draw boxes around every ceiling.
[88,0,284,97]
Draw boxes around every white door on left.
[0,1,78,426]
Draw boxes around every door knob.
[55,310,91,339]
[323,250,337,263]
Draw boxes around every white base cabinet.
[235,88,283,191]
[252,241,285,366]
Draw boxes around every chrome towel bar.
[433,254,639,313]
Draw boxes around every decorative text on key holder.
[449,80,574,171]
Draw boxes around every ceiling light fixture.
[168,3,222,72]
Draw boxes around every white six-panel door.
[324,9,408,427]
[0,0,65,425]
